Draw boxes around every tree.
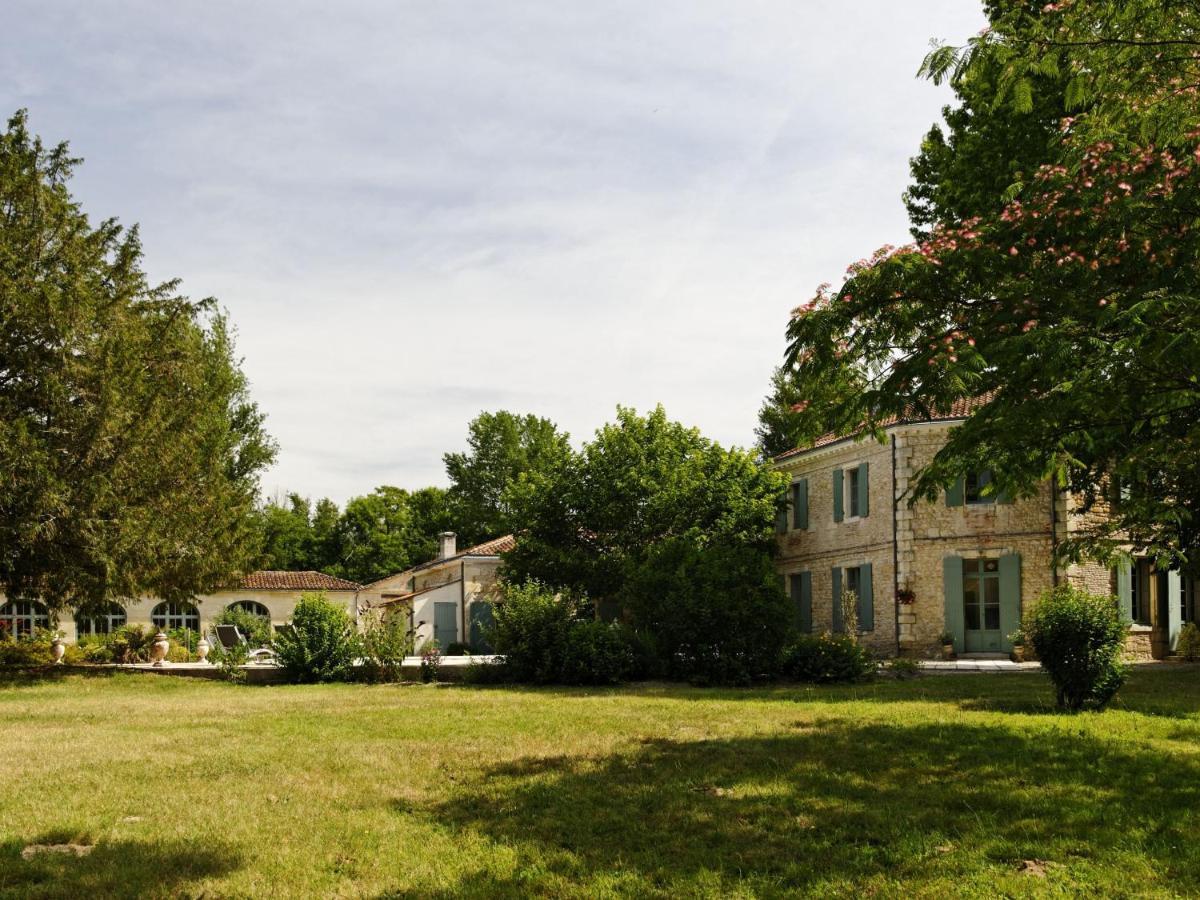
[778,2,1200,571]
[505,406,790,683]
[0,110,276,611]
[255,494,317,571]
[444,411,572,545]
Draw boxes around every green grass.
[1,669,1199,898]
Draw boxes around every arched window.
[151,601,200,632]
[74,602,128,637]
[227,600,271,619]
[0,601,51,638]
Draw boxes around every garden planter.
[1010,646,1026,663]
[151,632,169,667]
[940,643,955,660]
[51,637,65,665]
[196,637,211,664]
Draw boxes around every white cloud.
[2,0,987,502]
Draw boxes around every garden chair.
[214,624,276,663]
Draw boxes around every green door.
[433,601,458,649]
[963,558,1002,652]
[469,601,494,653]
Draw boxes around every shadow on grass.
[395,719,1200,896]
[0,835,241,899]
[0,667,125,689]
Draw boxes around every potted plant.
[1008,630,1026,662]
[896,587,915,605]
[938,631,955,660]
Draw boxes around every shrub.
[107,625,154,664]
[887,657,922,680]
[274,592,359,683]
[621,542,791,685]
[77,634,116,664]
[443,642,472,657]
[0,630,54,667]
[1023,584,1127,711]
[1177,622,1200,663]
[780,634,876,684]
[359,616,413,683]
[212,605,273,649]
[559,621,635,686]
[461,658,511,684]
[490,581,576,684]
[420,642,442,683]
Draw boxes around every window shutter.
[858,562,874,631]
[942,556,964,651]
[856,463,869,518]
[793,479,809,530]
[791,572,812,634]
[998,554,1021,648]
[946,477,964,507]
[833,469,844,522]
[1169,570,1183,651]
[1115,557,1133,625]
[831,567,843,632]
[992,471,1014,504]
[776,503,788,534]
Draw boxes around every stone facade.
[775,417,1173,659]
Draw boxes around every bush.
[274,592,360,683]
[212,605,273,649]
[443,642,472,657]
[491,582,635,686]
[107,625,154,664]
[780,634,876,684]
[0,630,54,667]
[420,642,442,683]
[359,616,413,683]
[1178,622,1200,663]
[622,542,791,685]
[886,657,923,680]
[559,620,635,686]
[1023,584,1127,711]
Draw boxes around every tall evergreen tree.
[0,110,275,610]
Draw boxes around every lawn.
[2,669,1199,898]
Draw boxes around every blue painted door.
[469,602,495,652]
[433,602,458,648]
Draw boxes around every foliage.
[839,590,860,639]
[212,604,273,649]
[774,4,1200,572]
[0,110,276,612]
[0,629,54,666]
[1022,585,1127,711]
[887,657,923,681]
[273,592,359,683]
[420,642,441,684]
[445,411,572,546]
[780,634,876,684]
[359,615,414,683]
[489,581,576,684]
[105,625,155,664]
[443,641,472,657]
[559,621,636,686]
[214,641,249,682]
[505,405,788,684]
[938,631,954,646]
[1177,622,1200,663]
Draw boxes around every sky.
[2,1,987,505]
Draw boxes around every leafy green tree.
[779,2,1200,570]
[255,494,316,571]
[0,110,275,611]
[444,411,572,545]
[335,487,418,585]
[506,406,789,683]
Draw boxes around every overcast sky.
[3,1,986,504]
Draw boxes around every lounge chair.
[213,624,276,663]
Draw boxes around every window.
[1183,576,1197,625]
[832,563,874,632]
[848,467,862,517]
[227,600,270,619]
[75,602,127,637]
[963,558,1001,633]
[0,601,50,638]
[1130,560,1150,625]
[965,470,994,505]
[151,601,200,632]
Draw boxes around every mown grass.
[1,667,1198,898]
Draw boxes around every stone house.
[363,532,511,652]
[774,400,1197,659]
[0,571,364,643]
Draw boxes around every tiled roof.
[460,534,516,556]
[775,393,996,462]
[239,571,363,592]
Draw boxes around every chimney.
[438,531,457,560]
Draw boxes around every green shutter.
[1116,557,1133,625]
[831,567,843,632]
[858,563,874,631]
[793,479,809,530]
[790,572,812,633]
[998,553,1021,650]
[946,477,964,507]
[1169,570,1183,651]
[993,470,1014,504]
[832,469,844,522]
[857,462,869,517]
[943,555,965,651]
[776,502,788,534]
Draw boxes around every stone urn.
[51,636,66,665]
[940,642,956,661]
[150,631,170,667]
[196,636,211,664]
